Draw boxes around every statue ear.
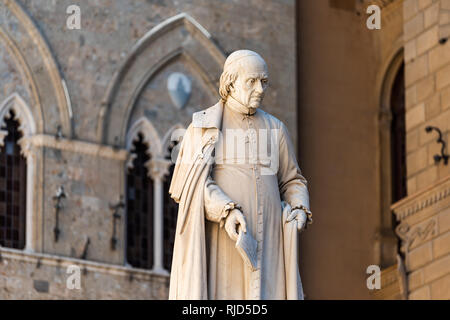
[228,82,235,93]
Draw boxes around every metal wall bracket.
[425,126,449,165]
[109,195,125,250]
[53,186,66,242]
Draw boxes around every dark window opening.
[126,134,154,269]
[163,140,179,271]
[0,110,27,249]
[390,62,406,204]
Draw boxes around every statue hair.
[219,70,237,103]
[218,50,265,103]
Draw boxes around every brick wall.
[399,0,450,300]
[392,176,450,299]
[0,248,169,299]
[404,0,450,194]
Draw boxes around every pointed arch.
[0,93,37,252]
[126,117,162,159]
[0,93,36,141]
[0,0,73,137]
[377,47,405,268]
[97,13,225,146]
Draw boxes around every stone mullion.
[147,157,171,275]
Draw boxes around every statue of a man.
[168,50,312,300]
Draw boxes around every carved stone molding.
[126,117,162,159]
[25,134,128,161]
[391,175,450,222]
[0,246,169,281]
[395,219,438,253]
[392,175,450,261]
[0,93,36,141]
[126,117,184,173]
[18,136,37,162]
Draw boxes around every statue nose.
[255,80,264,93]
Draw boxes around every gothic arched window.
[163,140,179,270]
[378,54,405,268]
[0,110,27,249]
[126,133,154,269]
[390,62,406,203]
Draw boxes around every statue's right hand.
[224,208,247,242]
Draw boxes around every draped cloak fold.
[168,101,307,300]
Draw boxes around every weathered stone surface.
[0,0,296,300]
[0,249,169,299]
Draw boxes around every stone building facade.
[297,0,449,299]
[390,0,450,300]
[0,0,449,300]
[0,0,295,299]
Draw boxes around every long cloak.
[168,101,308,300]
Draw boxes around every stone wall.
[404,0,450,192]
[397,0,450,299]
[392,176,450,299]
[0,247,168,299]
[0,0,296,299]
[19,0,297,144]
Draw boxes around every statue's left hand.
[286,209,307,232]
[224,208,247,241]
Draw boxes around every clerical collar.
[225,95,257,116]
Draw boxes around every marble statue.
[168,50,312,300]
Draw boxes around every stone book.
[235,228,258,271]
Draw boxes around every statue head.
[219,50,269,110]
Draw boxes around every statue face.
[230,56,268,109]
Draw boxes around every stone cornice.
[26,134,128,161]
[391,175,450,222]
[0,247,169,281]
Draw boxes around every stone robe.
[168,100,310,300]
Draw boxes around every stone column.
[148,157,171,275]
[18,136,37,253]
